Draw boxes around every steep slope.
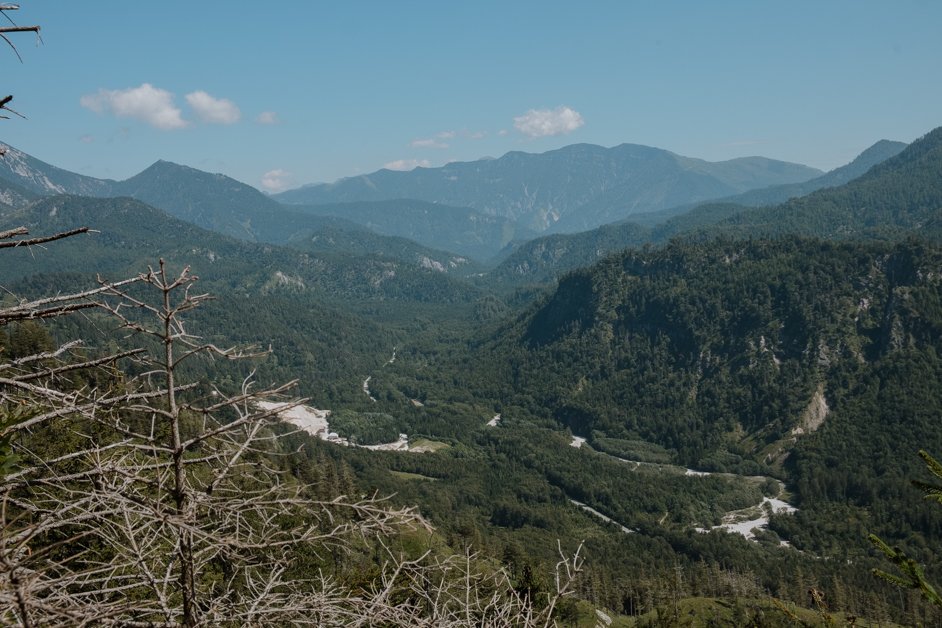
[276,143,820,233]
[0,173,38,209]
[493,236,941,476]
[484,236,942,562]
[110,160,317,243]
[699,127,942,241]
[487,222,650,285]
[0,141,113,196]
[720,139,908,207]
[106,160,512,260]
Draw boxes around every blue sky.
[2,1,940,192]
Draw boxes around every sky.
[1,1,940,193]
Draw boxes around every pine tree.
[869,450,942,609]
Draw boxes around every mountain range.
[485,133,937,285]
[0,137,913,267]
[274,142,823,233]
[4,124,942,624]
[0,150,513,262]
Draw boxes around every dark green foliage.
[870,450,942,609]
[329,410,401,445]
[493,237,939,467]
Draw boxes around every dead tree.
[1,257,582,626]
[0,3,41,150]
[0,7,582,623]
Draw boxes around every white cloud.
[80,83,188,130]
[467,130,486,140]
[79,134,95,144]
[260,169,293,192]
[185,91,241,124]
[498,129,509,136]
[513,106,584,138]
[257,111,279,125]
[436,130,456,139]
[411,138,449,149]
[384,159,431,171]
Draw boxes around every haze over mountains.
[5,124,942,624]
[0,132,921,283]
[274,142,822,233]
[0,137,904,266]
[486,133,933,284]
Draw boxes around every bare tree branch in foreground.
[1,257,582,626]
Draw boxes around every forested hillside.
[340,235,942,623]
[6,145,942,623]
[5,3,942,625]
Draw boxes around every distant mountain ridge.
[0,195,484,306]
[274,143,822,233]
[645,139,908,220]
[702,127,942,240]
[486,134,933,285]
[0,147,526,260]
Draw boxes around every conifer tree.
[0,7,584,624]
[869,449,942,609]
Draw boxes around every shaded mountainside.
[718,139,908,208]
[0,151,505,263]
[487,222,650,285]
[104,160,523,262]
[645,139,909,221]
[276,143,820,233]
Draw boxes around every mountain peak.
[275,141,820,233]
[0,142,114,196]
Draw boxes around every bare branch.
[9,348,145,383]
[0,227,90,249]
[0,226,28,239]
[2,243,579,624]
